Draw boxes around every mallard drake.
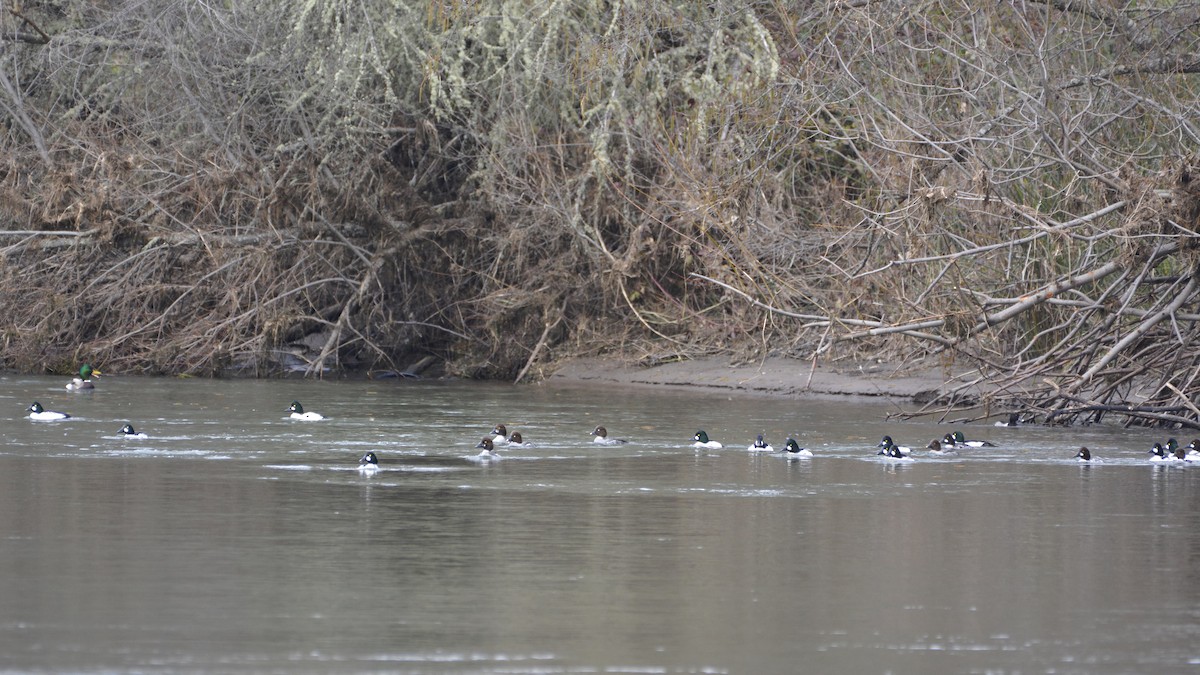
[66,364,101,391]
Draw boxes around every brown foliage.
[2,1,1200,426]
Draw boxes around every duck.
[692,430,723,449]
[506,431,532,448]
[591,426,628,445]
[995,413,1021,427]
[1148,443,1179,463]
[118,423,148,439]
[1184,439,1200,462]
[286,401,325,421]
[490,424,509,445]
[747,434,775,452]
[783,438,813,458]
[28,402,70,421]
[877,435,911,456]
[942,431,996,448]
[475,437,500,458]
[1075,446,1094,462]
[358,452,379,472]
[882,443,914,461]
[926,439,956,455]
[65,364,101,391]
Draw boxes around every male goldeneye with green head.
[942,431,996,448]
[1148,442,1179,463]
[28,402,70,421]
[783,438,813,457]
[881,443,914,461]
[877,435,911,456]
[747,434,774,452]
[358,452,379,472]
[1184,439,1200,462]
[119,423,148,439]
[692,430,722,449]
[591,426,628,445]
[287,401,325,420]
[1075,446,1094,462]
[66,364,100,391]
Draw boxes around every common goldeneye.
[118,423,148,439]
[882,443,914,461]
[358,452,379,472]
[591,426,628,445]
[1184,439,1200,462]
[475,437,500,458]
[490,424,509,445]
[1148,443,1179,463]
[1074,446,1094,462]
[926,439,956,455]
[65,364,101,391]
[747,434,775,452]
[287,401,325,420]
[506,431,532,448]
[692,430,723,449]
[943,431,996,448]
[995,413,1021,427]
[877,435,911,456]
[28,402,70,421]
[783,438,813,457]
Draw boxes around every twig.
[5,4,50,44]
[514,300,565,384]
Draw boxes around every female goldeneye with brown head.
[506,431,532,448]
[475,437,500,458]
[489,424,509,445]
[926,439,956,455]
[591,426,628,445]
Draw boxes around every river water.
[1,374,1198,673]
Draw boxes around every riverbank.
[547,355,986,403]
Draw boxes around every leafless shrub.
[2,0,1200,425]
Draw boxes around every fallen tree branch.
[1073,270,1198,386]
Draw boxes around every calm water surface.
[1,374,1199,674]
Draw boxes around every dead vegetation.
[2,1,1200,426]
